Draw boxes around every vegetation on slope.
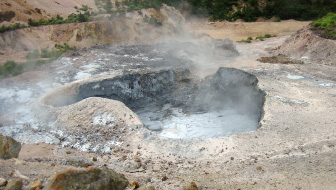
[0,43,74,79]
[187,0,336,22]
[311,13,336,39]
[28,12,89,27]
[0,23,25,33]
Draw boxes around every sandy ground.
[187,19,311,41]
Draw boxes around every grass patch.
[311,12,336,39]
[0,43,74,79]
[28,13,89,27]
[240,34,276,43]
[240,37,253,43]
[0,23,26,33]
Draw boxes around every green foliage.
[28,12,89,27]
[240,34,275,43]
[312,12,336,39]
[0,61,23,78]
[115,0,120,8]
[80,5,89,11]
[187,0,336,22]
[0,23,26,33]
[0,43,75,79]
[273,17,281,22]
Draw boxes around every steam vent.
[42,67,265,139]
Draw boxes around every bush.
[1,43,75,79]
[312,12,336,39]
[0,23,25,33]
[0,61,24,77]
[80,5,89,11]
[28,12,90,27]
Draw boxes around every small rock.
[0,178,7,187]
[162,176,168,181]
[92,157,98,162]
[8,171,14,177]
[138,186,155,190]
[0,135,21,160]
[184,182,198,190]
[29,180,42,190]
[122,155,127,160]
[134,157,141,163]
[47,167,128,190]
[130,181,140,189]
[4,179,23,190]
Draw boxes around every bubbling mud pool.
[44,67,265,139]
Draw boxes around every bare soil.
[186,18,311,41]
[1,2,336,190]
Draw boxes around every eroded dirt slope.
[276,26,336,66]
[0,5,185,65]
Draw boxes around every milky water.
[136,104,257,139]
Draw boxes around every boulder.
[0,135,21,159]
[4,179,22,190]
[47,167,128,190]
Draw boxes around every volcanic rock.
[28,180,42,190]
[0,178,7,187]
[47,167,128,190]
[184,182,198,190]
[0,135,21,160]
[4,179,22,190]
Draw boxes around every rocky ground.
[1,2,336,190]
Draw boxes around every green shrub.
[28,12,90,27]
[264,34,272,38]
[1,43,75,79]
[26,49,40,59]
[0,23,26,33]
[312,12,336,39]
[0,61,24,78]
[273,17,281,22]
[80,5,89,11]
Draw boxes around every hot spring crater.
[42,67,265,139]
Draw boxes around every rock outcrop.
[47,167,128,190]
[276,26,336,65]
[0,134,21,159]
